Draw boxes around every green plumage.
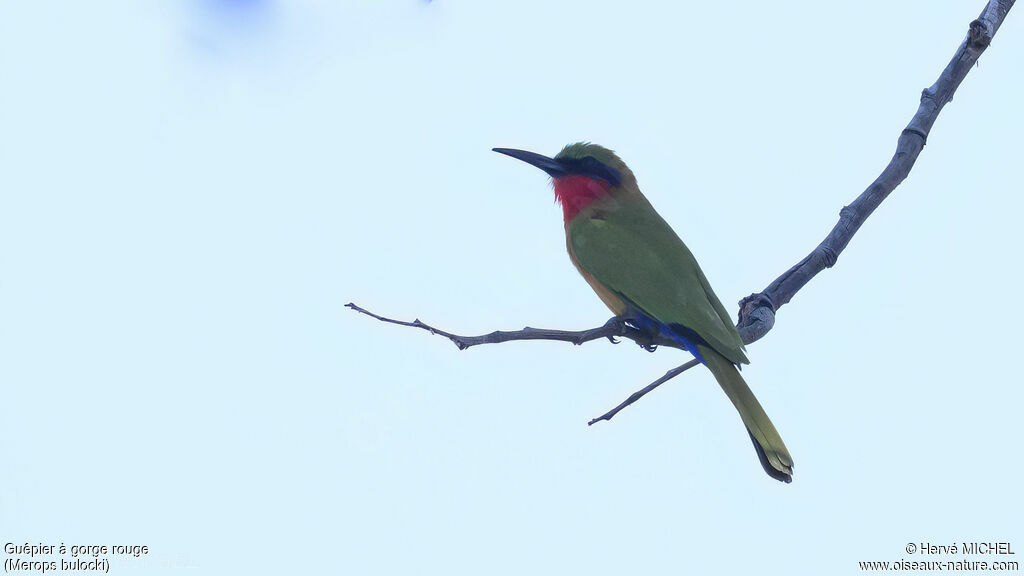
[558,144,794,482]
[494,142,795,482]
[567,195,749,365]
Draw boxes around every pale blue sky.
[1,1,1022,574]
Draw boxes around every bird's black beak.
[493,148,567,178]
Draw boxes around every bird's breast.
[564,222,628,317]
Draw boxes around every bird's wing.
[568,196,748,364]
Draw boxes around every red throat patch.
[553,175,612,222]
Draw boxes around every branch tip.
[736,0,1011,339]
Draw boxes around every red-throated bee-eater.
[494,143,794,482]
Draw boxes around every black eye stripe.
[558,156,622,186]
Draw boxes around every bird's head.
[493,142,637,221]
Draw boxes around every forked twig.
[347,303,700,422]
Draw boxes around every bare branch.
[737,0,1015,343]
[345,303,687,352]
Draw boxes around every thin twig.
[345,303,686,352]
[587,359,701,425]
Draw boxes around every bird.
[493,143,794,482]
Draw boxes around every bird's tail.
[700,346,794,483]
